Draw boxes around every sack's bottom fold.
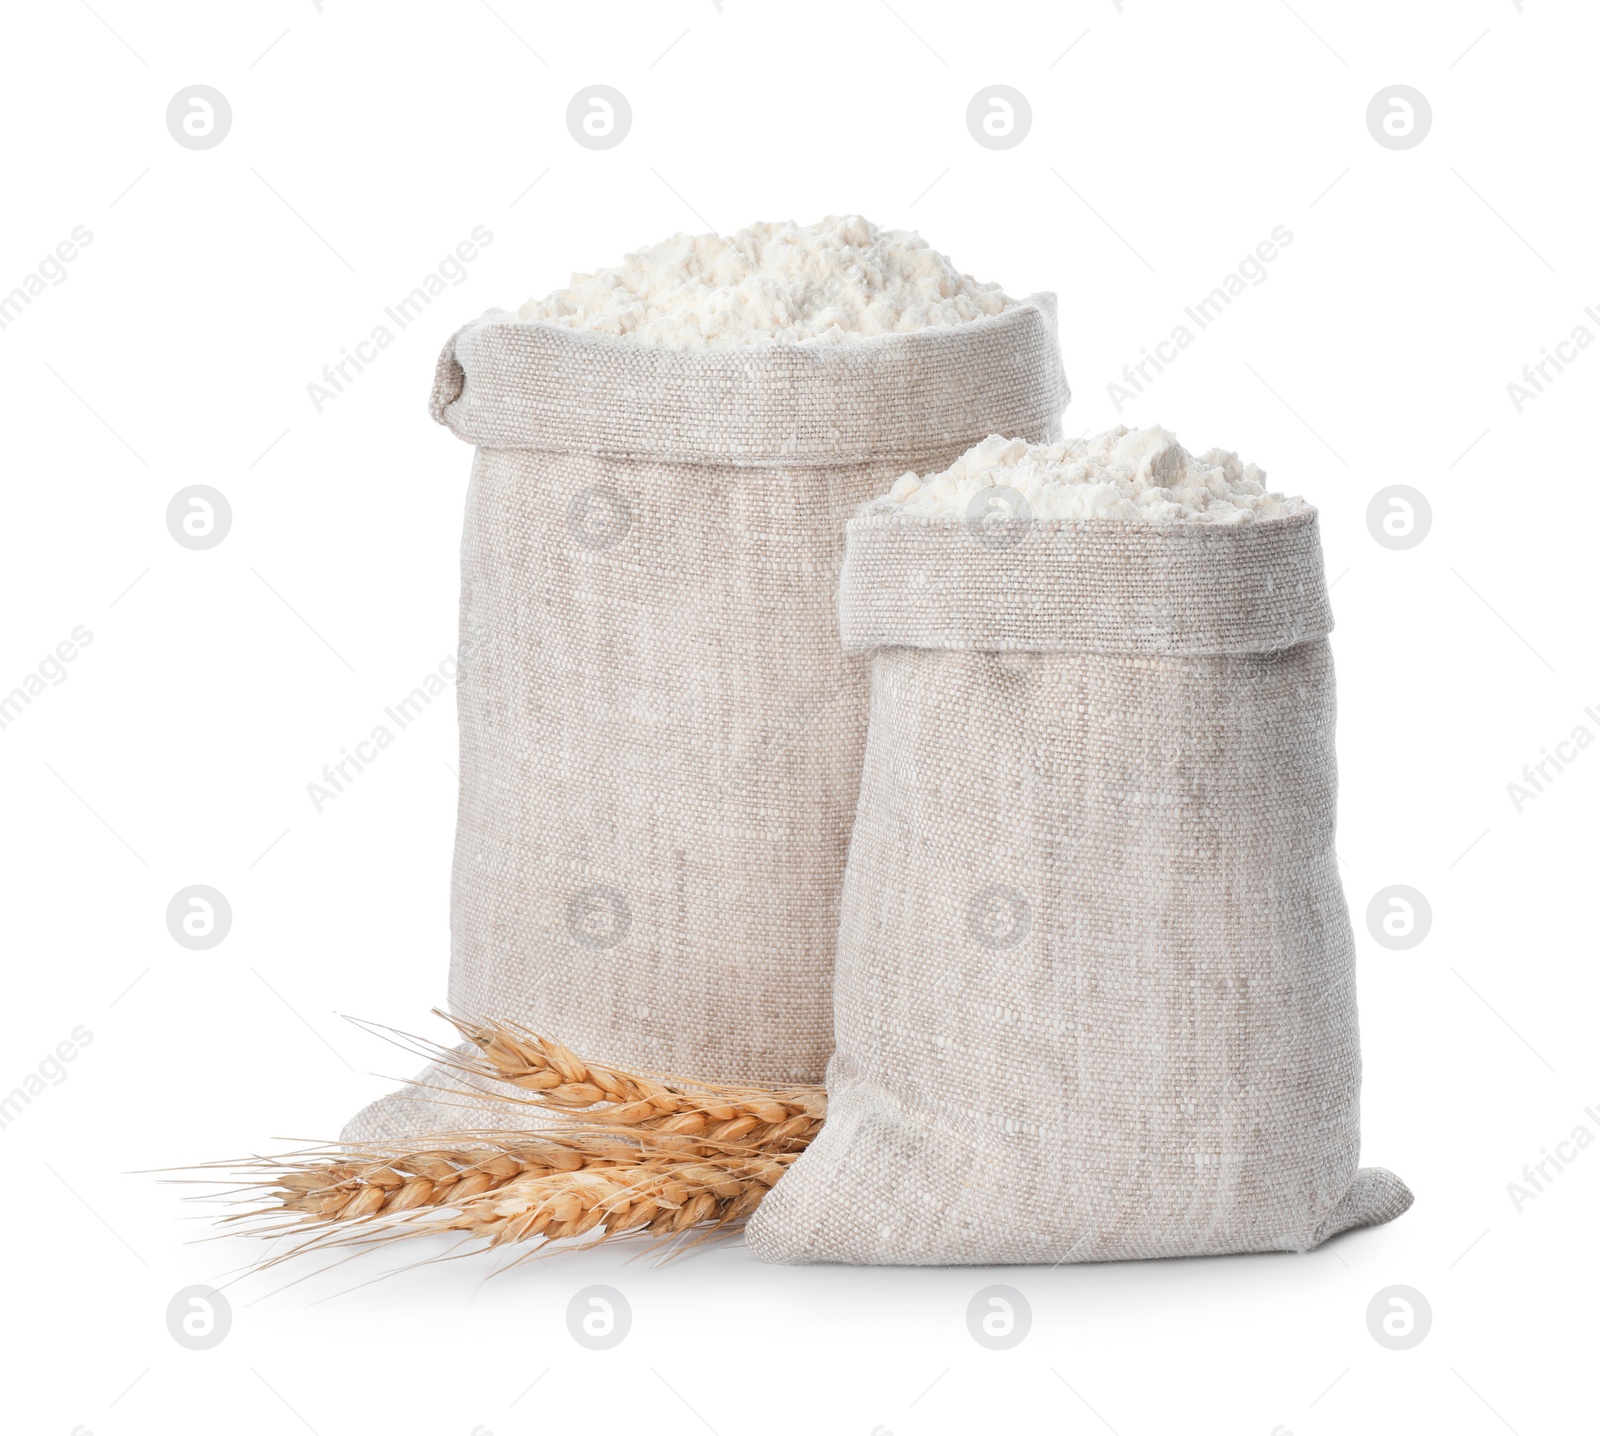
[746,1081,1412,1266]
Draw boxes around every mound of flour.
[873,426,1309,524]
[516,216,1014,347]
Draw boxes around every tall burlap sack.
[748,509,1411,1264]
[342,300,1069,1142]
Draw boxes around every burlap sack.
[748,509,1411,1264]
[342,300,1070,1142]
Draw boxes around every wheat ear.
[420,1151,792,1248]
[429,1012,827,1152]
[232,1130,794,1260]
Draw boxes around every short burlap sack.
[748,508,1411,1263]
[343,300,1070,1142]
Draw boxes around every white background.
[2,1,1595,1432]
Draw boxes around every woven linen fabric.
[747,510,1411,1264]
[342,299,1070,1143]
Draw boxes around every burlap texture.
[748,511,1410,1264]
[342,300,1069,1142]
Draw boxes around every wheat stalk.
[421,1012,827,1152]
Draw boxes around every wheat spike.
[430,1012,827,1152]
[231,1129,794,1262]
[431,1151,792,1247]
[269,1137,601,1223]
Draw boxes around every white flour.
[516,216,1014,348]
[872,426,1309,524]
